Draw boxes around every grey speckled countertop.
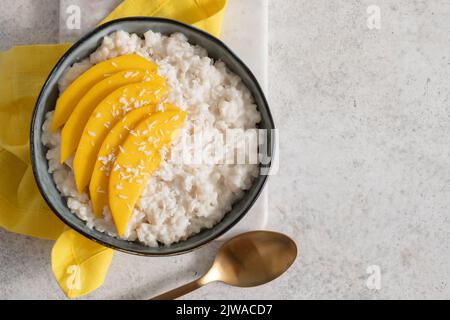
[1,0,450,299]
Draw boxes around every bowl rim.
[30,17,275,256]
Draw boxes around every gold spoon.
[151,230,297,300]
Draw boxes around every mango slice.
[73,82,167,192]
[109,110,186,236]
[60,70,165,163]
[89,103,179,217]
[51,54,157,132]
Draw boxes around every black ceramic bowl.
[31,17,275,256]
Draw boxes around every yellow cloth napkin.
[0,44,71,240]
[0,0,227,298]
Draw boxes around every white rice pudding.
[42,30,261,247]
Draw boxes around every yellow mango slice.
[89,103,180,217]
[60,70,165,163]
[109,110,186,236]
[73,82,167,192]
[51,54,157,132]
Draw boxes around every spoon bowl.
[211,231,297,287]
[151,231,297,299]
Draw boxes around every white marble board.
[58,0,270,240]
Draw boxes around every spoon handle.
[150,277,207,300]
